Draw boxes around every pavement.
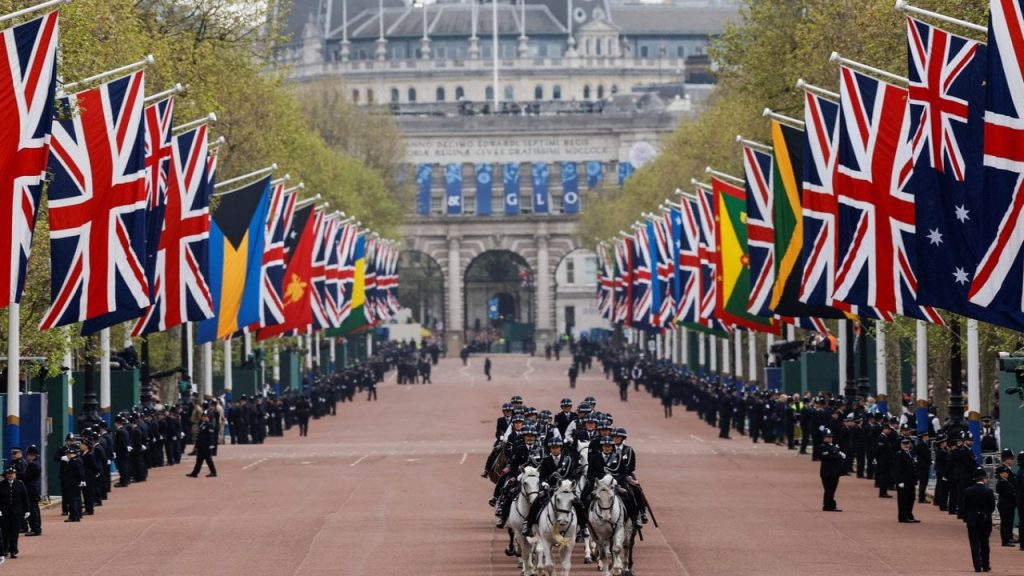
[13,355,1023,575]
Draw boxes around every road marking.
[350,454,370,467]
[688,434,705,443]
[242,457,267,471]
[460,452,468,465]
[523,357,534,380]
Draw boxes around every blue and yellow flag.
[197,176,271,343]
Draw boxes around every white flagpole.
[314,332,322,370]
[795,79,840,101]
[173,112,217,135]
[272,344,280,384]
[144,83,183,105]
[0,0,71,24]
[763,107,806,129]
[830,51,909,85]
[748,332,756,385]
[202,341,213,398]
[966,319,981,422]
[704,166,744,186]
[212,163,277,193]
[223,338,233,394]
[838,319,848,394]
[329,337,337,371]
[491,0,499,108]
[734,331,743,380]
[722,336,730,376]
[915,319,928,430]
[6,303,19,448]
[61,54,153,94]
[100,328,111,419]
[876,323,887,415]
[893,1,987,34]
[697,330,705,370]
[184,322,194,379]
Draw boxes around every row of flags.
[0,9,398,345]
[597,1,1024,337]
[414,160,636,216]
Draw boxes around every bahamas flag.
[197,176,271,343]
[713,176,777,334]
[328,233,370,336]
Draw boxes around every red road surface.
[15,355,1022,575]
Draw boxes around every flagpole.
[223,338,233,396]
[294,193,322,208]
[838,319,849,397]
[213,163,278,192]
[915,320,929,434]
[763,108,806,129]
[722,336,730,377]
[875,322,887,415]
[173,113,217,134]
[271,344,280,384]
[748,332,756,385]
[285,183,306,195]
[99,327,111,423]
[144,83,183,105]
[704,166,744,186]
[60,54,154,94]
[734,331,743,382]
[795,79,839,101]
[893,0,986,34]
[271,174,291,186]
[202,341,213,398]
[690,178,712,192]
[829,52,908,85]
[735,135,772,153]
[966,319,981,460]
[314,332,321,372]
[0,0,71,24]
[6,302,20,453]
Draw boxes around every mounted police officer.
[522,437,585,536]
[495,424,544,528]
[481,402,515,477]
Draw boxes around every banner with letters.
[504,163,520,215]
[476,163,492,216]
[445,163,462,216]
[416,164,432,215]
[533,162,549,214]
[562,161,580,214]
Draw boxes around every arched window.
[455,86,465,101]
[552,84,562,100]
[595,38,602,56]
[367,88,375,104]
[583,85,591,100]
[408,87,417,103]
[610,84,618,95]
[585,38,591,55]
[485,86,494,102]
[352,89,360,103]
[436,86,446,102]
[597,85,604,99]
[534,85,544,100]
[390,88,400,103]
[607,38,614,56]
[504,85,514,101]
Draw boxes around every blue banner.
[445,163,462,215]
[476,163,492,216]
[503,163,520,215]
[561,161,580,214]
[532,162,549,214]
[617,161,634,186]
[415,164,432,215]
[586,160,603,189]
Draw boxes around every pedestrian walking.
[568,363,578,388]
[295,395,311,436]
[186,413,217,478]
[961,468,995,573]
[484,357,492,381]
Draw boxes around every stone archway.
[397,250,445,332]
[463,250,535,352]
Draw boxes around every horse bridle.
[592,489,621,525]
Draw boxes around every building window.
[352,89,360,103]
[597,85,604,99]
[504,85,514,101]
[436,86,446,102]
[408,87,417,103]
[677,45,686,57]
[552,84,562,100]
[485,86,494,102]
[585,38,591,55]
[583,84,591,99]
[367,89,374,104]
[610,84,618,95]
[455,86,465,101]
[584,256,597,280]
[640,45,649,58]
[390,88,399,104]
[606,38,614,55]
[566,260,576,285]
[534,85,543,100]
[595,38,602,56]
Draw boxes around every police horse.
[534,480,579,576]
[505,467,544,576]
[588,475,637,576]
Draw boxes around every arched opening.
[534,84,543,100]
[597,85,605,99]
[436,86,446,102]
[397,250,445,335]
[553,248,601,341]
[408,87,417,103]
[464,250,535,353]
[390,88,400,104]
[552,84,562,100]
[455,86,465,101]
[583,84,591,100]
[367,88,375,104]
[485,85,494,102]
[352,88,360,103]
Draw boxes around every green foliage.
[0,0,405,374]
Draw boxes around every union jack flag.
[596,243,615,320]
[377,243,399,318]
[42,70,150,330]
[833,66,942,324]
[651,217,675,328]
[968,0,1024,318]
[310,208,333,330]
[672,199,701,324]
[613,237,632,325]
[363,236,378,324]
[631,224,653,329]
[334,222,358,324]
[0,12,58,306]
[743,146,776,317]
[800,92,841,309]
[256,184,294,330]
[696,185,729,332]
[132,123,214,335]
[139,97,174,297]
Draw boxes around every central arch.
[463,250,535,352]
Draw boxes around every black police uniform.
[962,479,995,572]
[895,445,918,522]
[819,440,844,512]
[0,473,29,556]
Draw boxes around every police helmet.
[546,438,563,449]
[511,395,524,404]
[900,437,912,445]
[972,467,987,481]
[996,464,1012,475]
[577,402,592,413]
[2,467,15,475]
[525,407,538,417]
[598,419,613,431]
[613,427,628,439]
[604,413,614,425]
[600,437,615,446]
[584,396,596,405]
[821,428,833,437]
[501,403,513,412]
[511,415,525,424]
[26,445,38,455]
[522,425,538,437]
[539,410,552,420]
[1001,448,1014,460]
[560,398,573,407]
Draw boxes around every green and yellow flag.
[713,176,777,334]
[328,234,370,336]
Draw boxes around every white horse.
[535,480,578,576]
[505,467,543,575]
[588,475,627,576]
[574,441,597,565]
